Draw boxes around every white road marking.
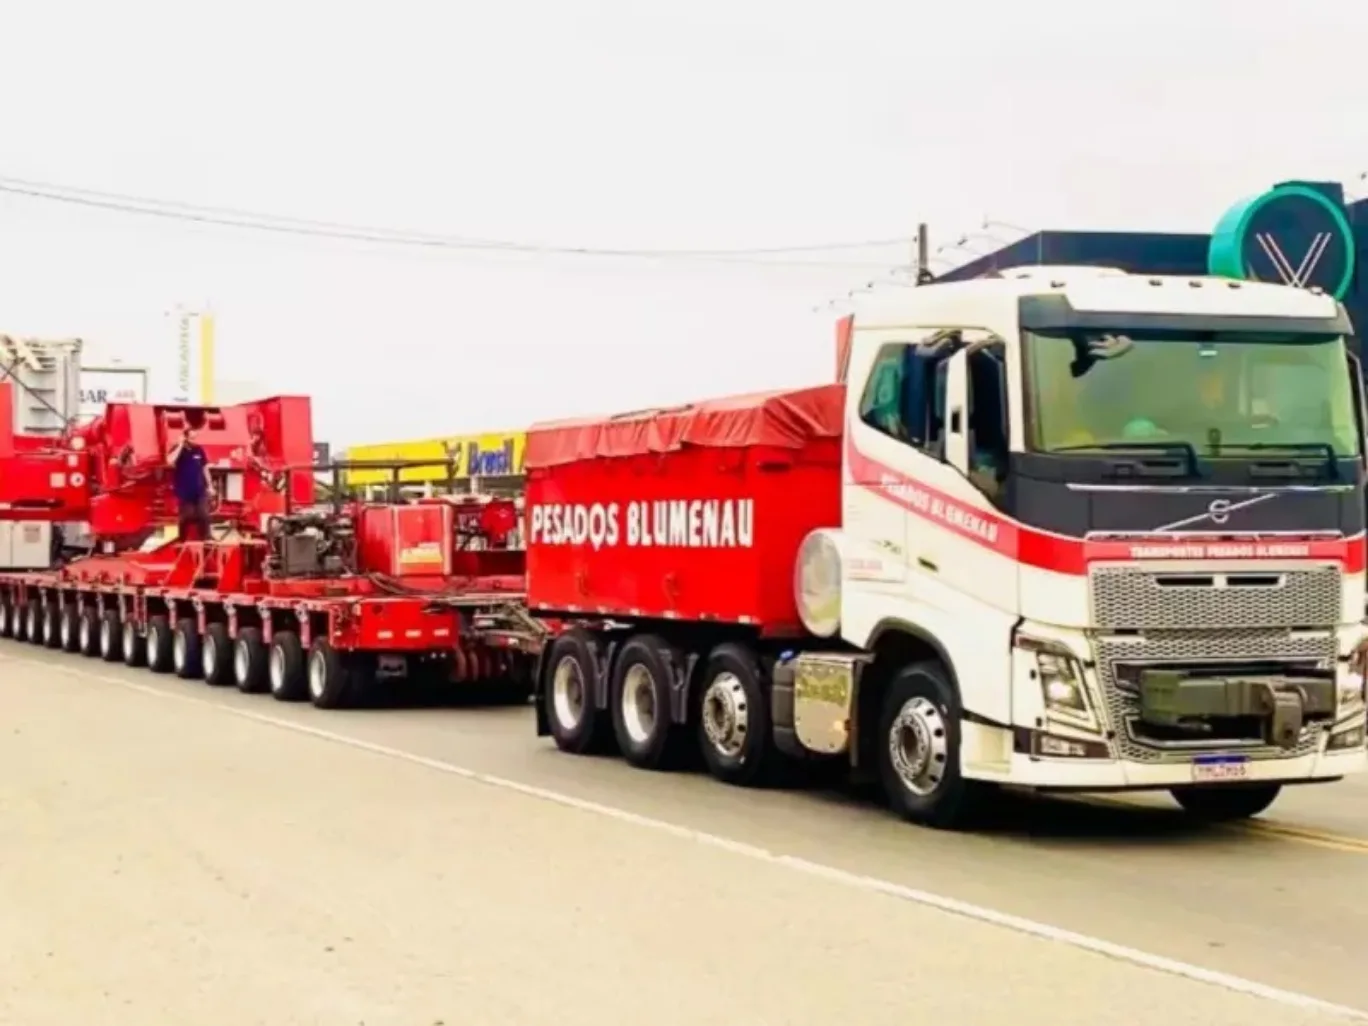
[6,648,1367,1022]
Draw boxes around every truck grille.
[1089,565,1342,631]
[1093,630,1333,763]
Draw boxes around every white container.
[0,336,83,436]
[0,521,55,570]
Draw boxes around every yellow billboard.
[341,431,526,486]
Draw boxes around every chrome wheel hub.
[552,656,586,730]
[888,696,949,797]
[620,664,657,744]
[701,672,749,758]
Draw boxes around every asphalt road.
[2,642,1366,1025]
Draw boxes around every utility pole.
[914,222,935,285]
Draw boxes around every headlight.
[1017,635,1089,716]
[1037,650,1087,713]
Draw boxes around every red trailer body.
[524,384,844,636]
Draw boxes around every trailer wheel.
[59,606,81,653]
[1171,784,1282,822]
[24,602,43,645]
[172,619,203,680]
[0,599,12,639]
[146,615,174,673]
[697,643,785,787]
[100,610,124,662]
[308,640,352,709]
[543,630,611,755]
[877,660,987,830]
[122,619,146,668]
[42,605,62,649]
[78,609,101,658]
[202,623,234,686]
[269,630,308,702]
[234,627,268,693]
[610,634,685,770]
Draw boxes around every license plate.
[1191,755,1250,782]
[376,655,408,679]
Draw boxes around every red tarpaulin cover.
[525,384,846,470]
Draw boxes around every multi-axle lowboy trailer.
[0,382,540,705]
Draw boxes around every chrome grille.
[1092,629,1333,763]
[1089,565,1342,631]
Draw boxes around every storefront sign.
[1209,183,1356,299]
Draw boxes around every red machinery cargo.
[524,384,844,635]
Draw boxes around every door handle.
[917,556,939,573]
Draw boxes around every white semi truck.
[531,266,1368,829]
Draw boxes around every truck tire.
[42,605,62,649]
[24,602,43,644]
[172,618,203,680]
[877,660,987,830]
[308,639,352,709]
[610,634,685,770]
[59,606,81,653]
[1171,784,1281,822]
[697,642,785,787]
[0,599,13,639]
[100,610,124,662]
[202,623,234,686]
[543,630,611,755]
[269,630,308,702]
[146,615,174,673]
[78,609,101,657]
[122,619,146,668]
[14,601,32,642]
[234,627,268,693]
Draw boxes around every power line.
[0,174,910,269]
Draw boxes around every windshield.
[1024,329,1362,457]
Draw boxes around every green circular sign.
[1208,184,1356,300]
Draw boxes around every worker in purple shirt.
[167,427,215,542]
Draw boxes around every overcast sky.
[1,0,1365,446]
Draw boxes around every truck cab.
[832,266,1368,825]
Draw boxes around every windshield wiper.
[1049,440,1201,475]
[1211,441,1340,479]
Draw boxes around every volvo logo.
[1154,493,1277,532]
[1206,499,1232,525]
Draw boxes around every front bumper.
[992,727,1367,790]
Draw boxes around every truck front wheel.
[1171,784,1281,822]
[877,661,986,830]
[543,630,611,755]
